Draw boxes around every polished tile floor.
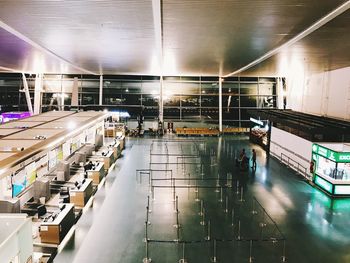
[56,135,350,263]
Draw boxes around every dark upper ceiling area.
[0,0,349,76]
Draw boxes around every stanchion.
[211,239,217,262]
[251,199,257,215]
[200,207,206,226]
[174,196,181,229]
[199,200,204,216]
[224,195,229,213]
[281,240,287,262]
[248,240,254,262]
[231,208,235,226]
[142,239,152,263]
[173,178,176,202]
[236,181,240,195]
[179,242,187,263]
[175,195,180,214]
[143,221,149,243]
[237,220,241,240]
[195,182,200,202]
[151,186,155,201]
[218,187,223,203]
[215,173,220,192]
[239,186,244,202]
[200,164,205,178]
[205,220,211,240]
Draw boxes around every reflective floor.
[56,135,350,263]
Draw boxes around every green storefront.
[312,143,350,196]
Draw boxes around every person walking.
[251,149,257,170]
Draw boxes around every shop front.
[312,143,350,196]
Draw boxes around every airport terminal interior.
[1,1,350,262]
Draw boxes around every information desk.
[87,162,105,185]
[312,143,350,196]
[70,179,93,207]
[101,151,114,170]
[39,204,75,244]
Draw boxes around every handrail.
[279,152,311,180]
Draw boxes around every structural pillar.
[159,76,164,123]
[21,73,33,115]
[219,77,223,132]
[99,75,103,106]
[34,74,43,115]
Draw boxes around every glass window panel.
[182,108,200,119]
[141,94,159,106]
[201,95,218,107]
[141,81,160,94]
[222,108,239,120]
[82,93,99,105]
[240,109,252,121]
[201,82,219,94]
[82,80,99,89]
[240,83,258,95]
[164,95,180,107]
[258,83,274,96]
[181,82,200,95]
[240,96,257,107]
[164,108,180,119]
[163,82,181,95]
[223,95,239,108]
[143,107,159,119]
[201,108,219,120]
[257,96,276,108]
[222,83,239,95]
[181,95,200,107]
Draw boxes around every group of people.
[237,148,257,171]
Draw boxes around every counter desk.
[70,179,93,208]
[39,204,75,244]
[87,162,105,185]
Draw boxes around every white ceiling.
[0,0,349,76]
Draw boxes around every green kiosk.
[312,143,350,196]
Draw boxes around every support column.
[71,77,79,107]
[21,73,33,115]
[219,77,223,132]
[159,76,164,123]
[99,75,103,106]
[34,74,43,115]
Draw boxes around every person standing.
[251,149,257,170]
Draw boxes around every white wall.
[286,66,350,120]
[270,126,313,173]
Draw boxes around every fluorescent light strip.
[224,1,350,78]
[0,20,98,75]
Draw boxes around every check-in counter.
[102,151,114,170]
[39,204,75,244]
[70,179,93,207]
[117,135,125,150]
[87,162,105,185]
[110,140,121,159]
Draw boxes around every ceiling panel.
[0,26,83,73]
[0,0,157,75]
[240,9,350,76]
[162,0,347,76]
[0,0,348,76]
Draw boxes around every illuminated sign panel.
[312,144,350,163]
[334,185,350,195]
[314,176,333,193]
